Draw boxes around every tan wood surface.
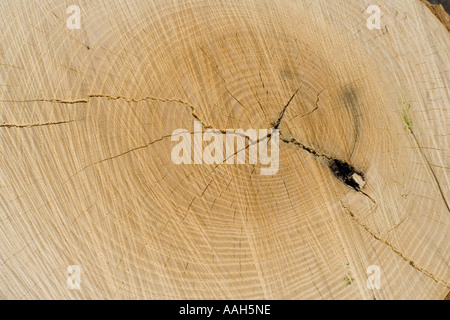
[0,0,448,299]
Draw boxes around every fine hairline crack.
[340,200,449,288]
[271,88,299,129]
[0,120,77,128]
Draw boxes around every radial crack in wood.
[0,0,448,300]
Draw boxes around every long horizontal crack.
[0,98,88,104]
[21,88,444,290]
[1,93,208,126]
[8,90,372,197]
[1,93,215,134]
[0,120,77,128]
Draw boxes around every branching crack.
[279,131,372,200]
[300,89,324,118]
[2,92,221,137]
[1,93,209,129]
[268,89,370,194]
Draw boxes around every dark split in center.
[328,159,365,191]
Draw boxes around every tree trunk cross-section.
[0,0,448,299]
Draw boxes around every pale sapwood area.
[0,0,448,299]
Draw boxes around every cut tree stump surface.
[0,0,448,299]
